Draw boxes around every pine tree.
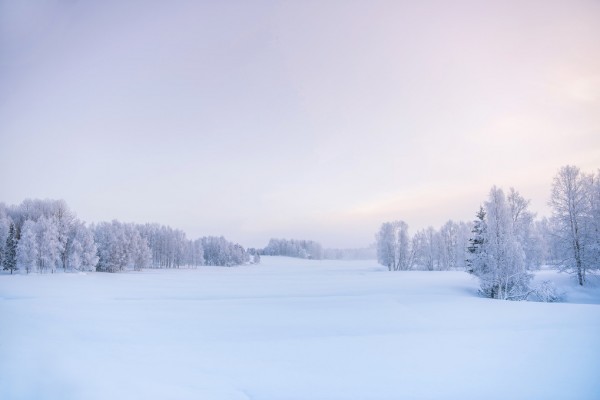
[4,223,18,274]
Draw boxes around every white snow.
[1,256,599,399]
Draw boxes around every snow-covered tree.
[137,223,193,268]
[67,221,98,271]
[36,216,62,273]
[412,227,440,271]
[507,188,538,270]
[466,206,487,274]
[52,199,76,270]
[3,222,18,274]
[376,220,413,271]
[17,220,38,274]
[439,220,460,270]
[534,218,554,264]
[587,169,600,274]
[129,229,151,271]
[201,236,247,266]
[471,187,531,300]
[187,239,205,267]
[549,165,594,285]
[454,221,473,271]
[93,221,129,272]
[0,209,11,271]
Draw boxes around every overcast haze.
[1,0,599,248]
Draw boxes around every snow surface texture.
[1,257,599,400]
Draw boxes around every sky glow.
[1,0,599,248]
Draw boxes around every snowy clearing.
[1,256,599,400]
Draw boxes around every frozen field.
[1,256,599,400]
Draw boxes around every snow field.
[1,256,599,399]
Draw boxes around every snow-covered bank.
[1,257,599,399]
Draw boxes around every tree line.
[376,165,600,299]
[260,238,377,261]
[261,238,324,260]
[0,199,251,274]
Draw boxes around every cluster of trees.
[0,200,97,274]
[0,199,251,274]
[201,236,250,266]
[466,187,537,300]
[376,165,600,299]
[376,220,476,272]
[92,221,151,272]
[262,238,324,259]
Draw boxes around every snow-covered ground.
[1,256,599,400]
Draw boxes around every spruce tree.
[4,223,17,274]
[466,207,486,274]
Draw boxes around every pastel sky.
[1,0,599,248]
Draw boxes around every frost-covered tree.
[0,209,11,271]
[533,217,553,265]
[412,227,440,271]
[201,236,247,266]
[53,200,76,270]
[93,221,153,272]
[3,222,18,274]
[507,188,538,270]
[376,220,413,271]
[586,169,600,274]
[187,238,205,267]
[549,165,597,285]
[137,223,192,268]
[377,222,397,271]
[466,206,487,275]
[36,216,62,273]
[454,221,473,271]
[17,220,38,274]
[66,221,98,271]
[472,187,531,300]
[93,221,129,272]
[129,229,151,271]
[439,220,460,270]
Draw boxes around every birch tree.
[36,216,62,273]
[17,220,38,273]
[549,166,592,285]
[376,220,413,271]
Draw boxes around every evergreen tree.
[4,223,17,274]
[466,207,486,274]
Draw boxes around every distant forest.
[0,201,372,275]
[0,199,253,273]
